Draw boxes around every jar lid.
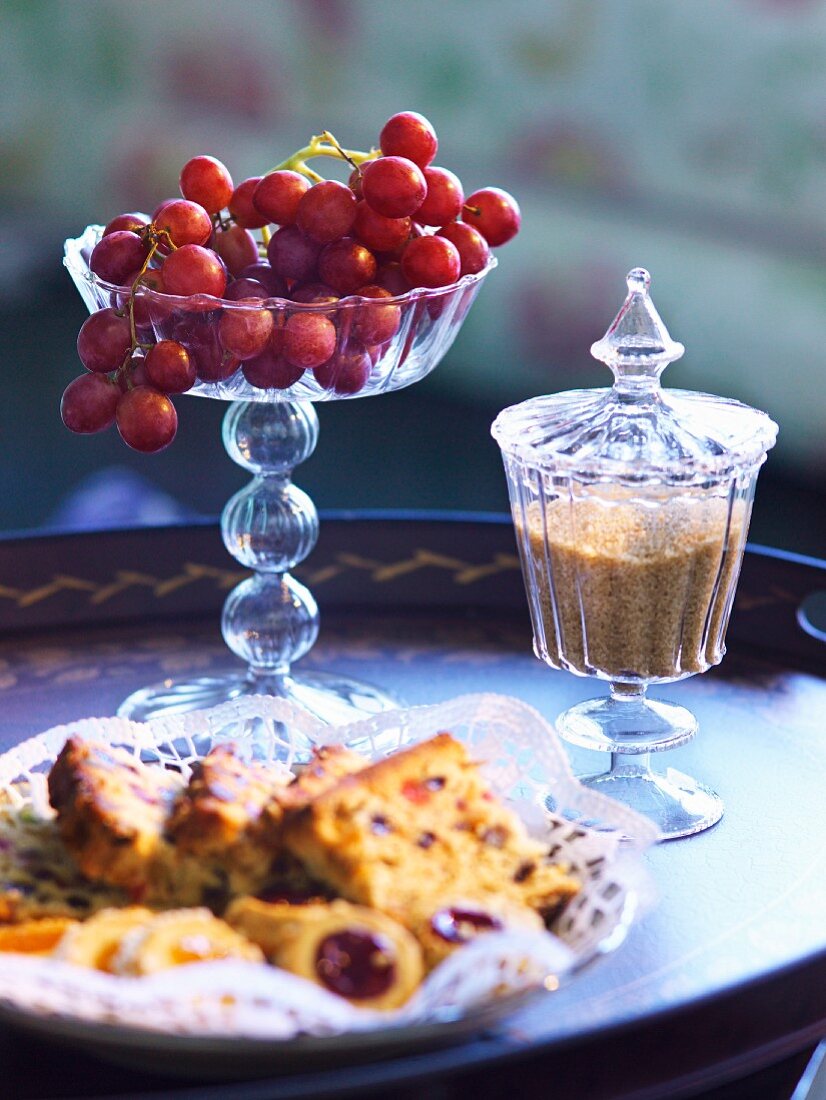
[491,268,778,485]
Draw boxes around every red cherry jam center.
[315,930,396,1000]
[430,907,504,945]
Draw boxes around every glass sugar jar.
[491,268,778,839]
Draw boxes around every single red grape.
[375,261,412,296]
[379,112,438,169]
[349,286,401,345]
[191,341,241,382]
[168,294,223,338]
[283,312,337,369]
[228,177,268,229]
[77,307,132,373]
[348,167,364,200]
[238,262,288,297]
[318,238,377,295]
[90,231,150,285]
[291,283,339,306]
[116,386,178,452]
[242,346,303,389]
[437,221,492,275]
[162,244,227,297]
[219,302,275,359]
[314,345,372,394]
[138,266,165,293]
[223,277,268,301]
[61,373,120,434]
[366,342,390,366]
[462,187,521,246]
[253,170,311,225]
[415,167,464,227]
[152,199,212,248]
[119,353,149,390]
[168,303,239,382]
[352,201,411,253]
[103,212,150,236]
[401,235,461,288]
[144,340,197,393]
[362,156,427,219]
[296,180,357,244]
[179,155,234,214]
[210,225,259,277]
[267,225,322,284]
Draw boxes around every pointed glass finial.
[590,268,684,385]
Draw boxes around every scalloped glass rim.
[492,388,778,485]
[64,225,496,405]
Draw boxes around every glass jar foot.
[117,668,401,727]
[556,685,720,840]
[578,755,723,840]
[557,690,698,754]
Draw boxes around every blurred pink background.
[2,0,824,551]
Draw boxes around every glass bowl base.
[576,765,724,840]
[117,669,401,728]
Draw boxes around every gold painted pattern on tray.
[0,565,245,608]
[0,551,523,609]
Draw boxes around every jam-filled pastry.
[225,896,424,1011]
[283,733,580,922]
[0,916,78,955]
[402,896,544,970]
[111,908,264,976]
[54,906,155,972]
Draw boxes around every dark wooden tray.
[0,513,823,1100]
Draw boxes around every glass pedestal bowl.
[492,269,777,841]
[65,226,494,724]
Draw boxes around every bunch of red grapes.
[63,111,521,453]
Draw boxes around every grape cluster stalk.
[62,111,521,453]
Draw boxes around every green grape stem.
[268,130,380,182]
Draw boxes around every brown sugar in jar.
[518,491,747,682]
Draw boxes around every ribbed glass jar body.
[503,460,761,685]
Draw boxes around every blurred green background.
[2,0,825,551]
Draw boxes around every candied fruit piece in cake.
[283,733,579,921]
[225,895,423,1010]
[47,737,183,897]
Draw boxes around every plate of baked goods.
[0,693,655,1076]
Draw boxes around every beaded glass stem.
[118,398,399,724]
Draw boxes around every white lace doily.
[0,693,656,1041]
